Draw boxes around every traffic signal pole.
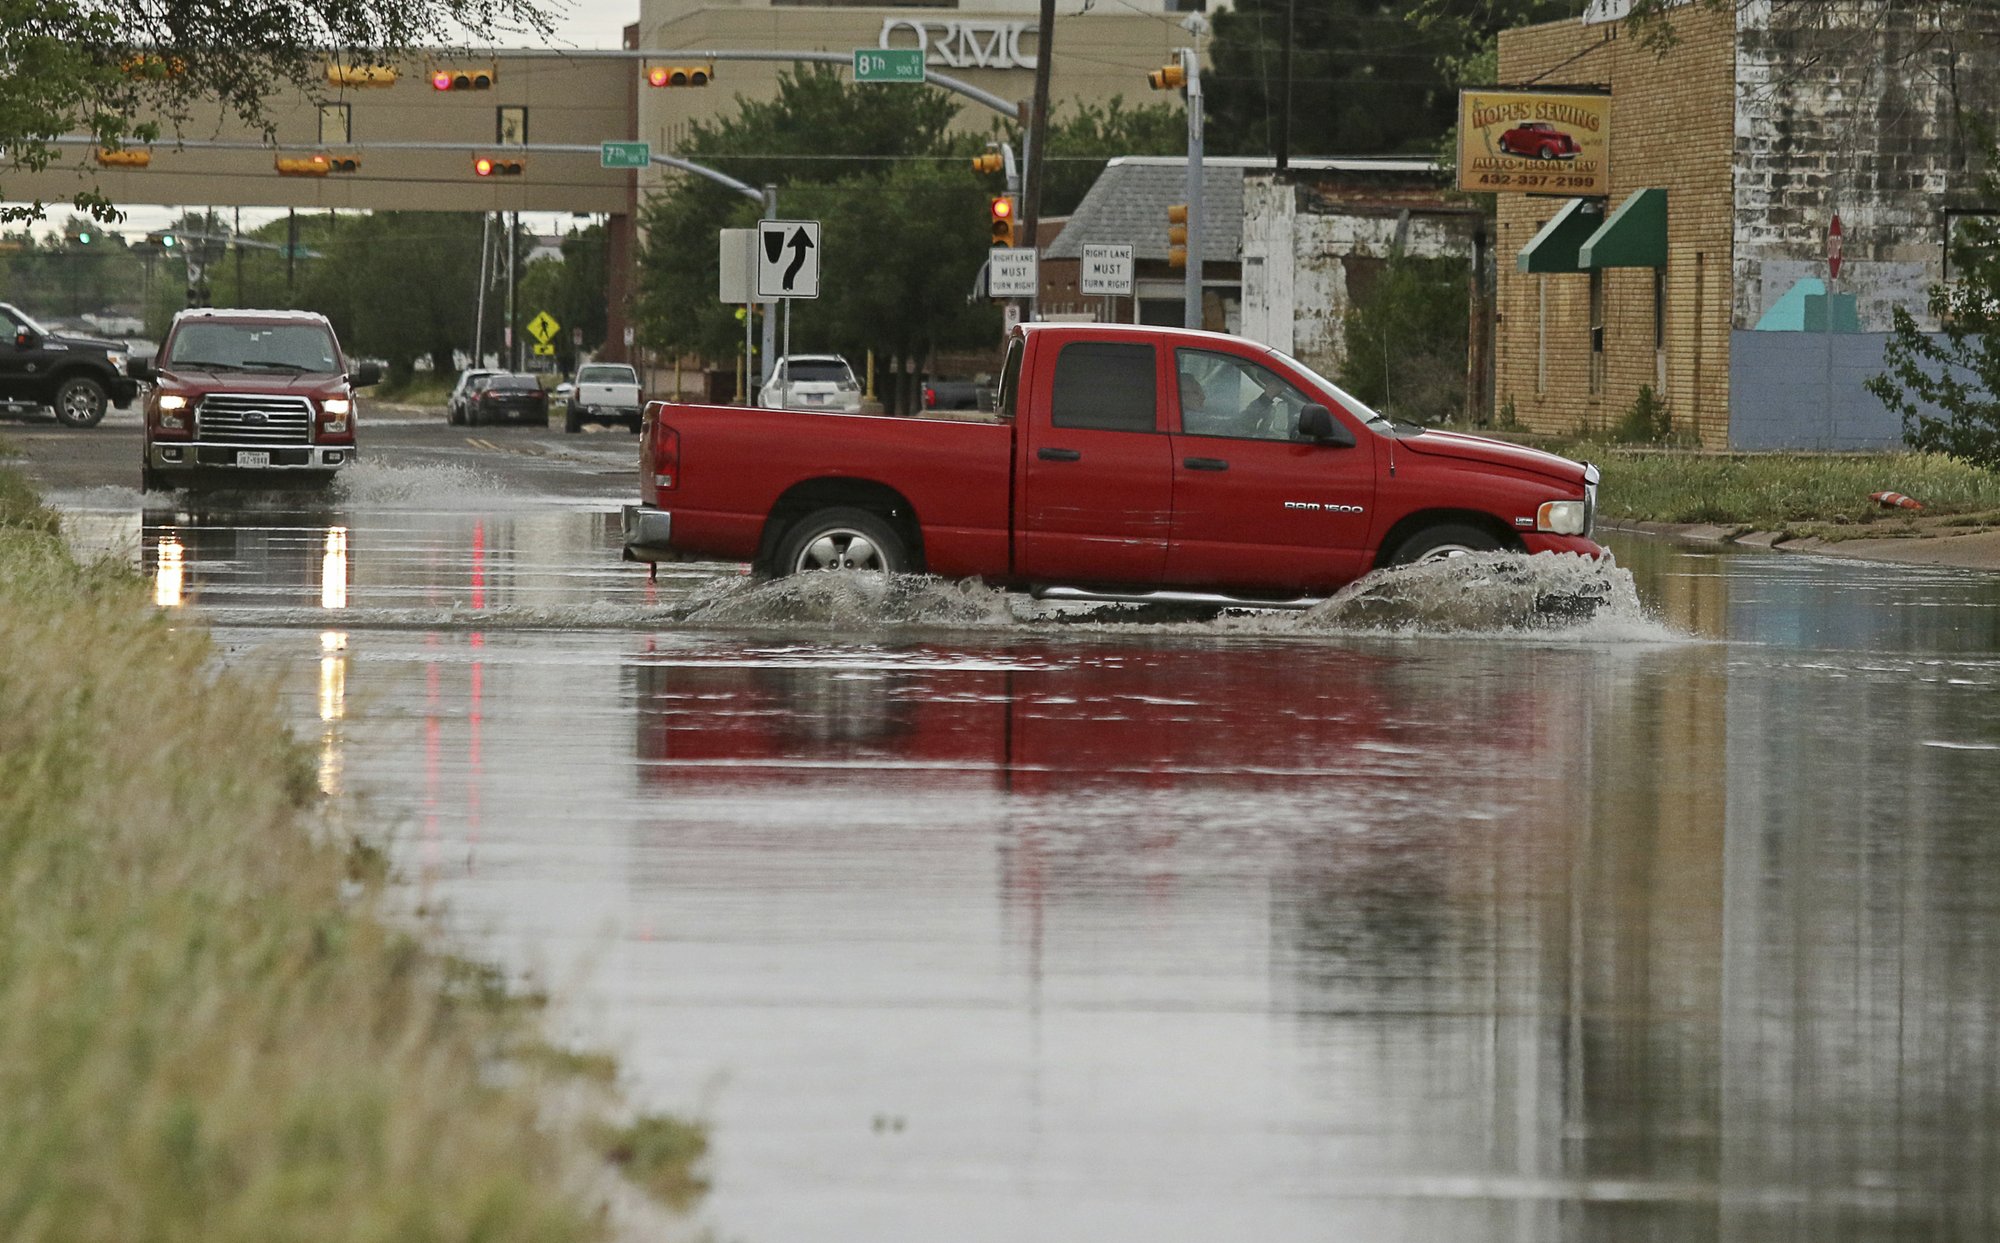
[761,184,778,388]
[1182,48,1203,331]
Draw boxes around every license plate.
[236,451,271,468]
[803,394,823,405]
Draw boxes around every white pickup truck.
[564,363,643,433]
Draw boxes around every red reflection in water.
[471,521,486,611]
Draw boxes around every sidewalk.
[1606,520,2000,572]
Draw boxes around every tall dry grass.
[0,476,697,1241]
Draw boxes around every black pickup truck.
[0,301,139,428]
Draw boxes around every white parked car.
[757,354,862,413]
[446,368,504,425]
[565,362,643,433]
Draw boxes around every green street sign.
[600,140,651,170]
[854,48,924,83]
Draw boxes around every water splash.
[673,572,1017,629]
[1290,551,1667,640]
[335,461,504,508]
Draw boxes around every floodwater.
[57,468,2000,1242]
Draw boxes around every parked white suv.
[757,354,862,413]
[446,368,503,425]
[565,362,643,433]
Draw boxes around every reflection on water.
[153,534,183,608]
[56,482,2000,1242]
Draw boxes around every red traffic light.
[432,67,495,91]
[989,196,1017,247]
[473,156,524,177]
[990,197,1014,221]
[645,63,714,87]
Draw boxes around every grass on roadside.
[1577,448,2000,539]
[0,473,704,1240]
[372,371,456,406]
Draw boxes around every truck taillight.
[648,414,679,492]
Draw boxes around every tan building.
[632,0,1196,173]
[1493,4,1735,446]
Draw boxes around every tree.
[635,66,999,404]
[0,0,546,225]
[993,98,1186,216]
[1869,162,2000,470]
[299,212,486,381]
[1337,255,1468,425]
[517,223,609,371]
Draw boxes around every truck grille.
[198,394,315,445]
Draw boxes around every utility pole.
[761,184,778,388]
[286,209,298,299]
[473,212,492,369]
[233,206,243,306]
[1276,0,1294,171]
[1019,0,1057,289]
[506,211,519,371]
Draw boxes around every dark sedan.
[467,374,550,427]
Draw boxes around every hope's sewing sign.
[1457,90,1611,196]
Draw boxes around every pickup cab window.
[577,364,637,385]
[1175,349,1313,442]
[1050,341,1156,433]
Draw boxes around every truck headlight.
[320,397,352,416]
[1536,499,1588,535]
[107,351,127,372]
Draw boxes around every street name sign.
[854,48,924,83]
[988,247,1037,297]
[1079,244,1134,296]
[600,141,651,169]
[757,219,821,299]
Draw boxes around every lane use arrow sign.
[756,219,820,299]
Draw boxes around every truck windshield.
[1268,348,1398,433]
[165,323,339,373]
[2,305,50,336]
[577,365,636,384]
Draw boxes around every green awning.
[1516,198,1605,274]
[1579,188,1667,268]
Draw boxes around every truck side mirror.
[1299,404,1354,447]
[349,362,382,387]
[14,330,33,350]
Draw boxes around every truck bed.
[648,403,1016,578]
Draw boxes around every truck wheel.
[141,466,162,493]
[1388,523,1505,565]
[565,409,581,434]
[775,507,909,576]
[53,376,109,428]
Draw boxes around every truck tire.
[775,507,909,576]
[53,375,109,428]
[1388,523,1505,565]
[140,465,162,493]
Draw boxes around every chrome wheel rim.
[795,529,886,573]
[1416,543,1485,562]
[61,386,104,423]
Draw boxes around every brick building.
[1494,3,2000,448]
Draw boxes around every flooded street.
[42,443,2000,1241]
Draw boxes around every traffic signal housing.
[94,148,152,168]
[146,231,177,249]
[646,63,714,87]
[431,66,496,90]
[1148,60,1186,91]
[989,196,1016,248]
[326,63,398,88]
[1166,203,1188,269]
[473,156,525,177]
[971,152,1004,175]
[275,154,332,177]
[327,155,361,174]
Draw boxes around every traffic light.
[327,155,361,174]
[1148,60,1187,91]
[645,63,714,87]
[275,154,331,177]
[989,196,1016,248]
[473,156,525,177]
[146,231,177,249]
[121,53,187,78]
[326,63,398,88]
[73,231,93,246]
[94,147,152,168]
[1166,203,1188,269]
[971,152,1004,175]
[431,66,496,90]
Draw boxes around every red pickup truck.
[622,324,1600,605]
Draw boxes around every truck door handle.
[1183,457,1229,471]
[1037,447,1082,462]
